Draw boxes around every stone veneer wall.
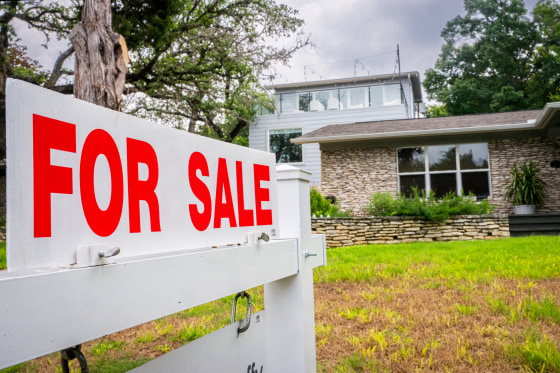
[320,136,560,215]
[488,138,560,214]
[320,147,397,214]
[312,215,510,249]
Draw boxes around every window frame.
[396,143,492,199]
[267,127,304,165]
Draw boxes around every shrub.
[310,188,349,217]
[366,188,495,222]
[505,161,547,206]
[365,192,396,216]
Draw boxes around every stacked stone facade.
[488,138,560,214]
[320,147,397,214]
[312,215,510,249]
[320,137,560,215]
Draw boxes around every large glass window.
[266,83,405,115]
[397,143,491,199]
[269,129,303,163]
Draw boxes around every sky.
[268,0,540,88]
[16,0,541,100]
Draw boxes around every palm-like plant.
[504,162,547,207]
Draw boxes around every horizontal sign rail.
[0,239,297,369]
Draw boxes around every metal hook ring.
[231,291,252,334]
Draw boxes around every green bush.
[310,188,349,217]
[366,188,495,222]
[366,192,396,216]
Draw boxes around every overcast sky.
[269,0,540,90]
[16,0,541,98]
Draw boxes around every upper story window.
[268,128,303,163]
[265,83,404,115]
[397,143,490,199]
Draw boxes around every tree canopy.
[424,0,560,116]
[0,0,309,156]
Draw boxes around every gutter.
[292,102,560,145]
[292,122,538,144]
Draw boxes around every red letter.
[33,115,76,237]
[80,129,124,237]
[127,138,161,233]
[189,152,212,231]
[236,161,254,227]
[253,164,272,226]
[214,158,237,228]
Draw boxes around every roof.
[266,71,423,103]
[292,103,560,145]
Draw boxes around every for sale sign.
[6,79,278,271]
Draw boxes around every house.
[292,104,560,215]
[248,72,423,186]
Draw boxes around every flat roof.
[266,72,423,103]
[292,103,560,145]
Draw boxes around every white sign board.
[6,79,278,271]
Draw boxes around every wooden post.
[69,0,129,109]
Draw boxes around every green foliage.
[366,192,397,216]
[90,340,125,357]
[0,241,5,270]
[2,0,309,151]
[424,0,560,115]
[505,162,547,206]
[310,188,350,217]
[424,104,448,118]
[508,328,560,372]
[88,357,150,373]
[366,189,495,222]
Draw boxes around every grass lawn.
[2,236,559,372]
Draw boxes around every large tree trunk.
[69,0,128,109]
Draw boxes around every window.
[397,143,490,199]
[269,129,303,163]
[268,83,405,115]
[370,84,402,108]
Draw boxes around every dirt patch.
[314,277,560,372]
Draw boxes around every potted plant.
[505,161,547,214]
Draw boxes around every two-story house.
[248,72,423,186]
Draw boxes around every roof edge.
[266,71,420,91]
[292,122,537,145]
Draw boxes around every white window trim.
[267,128,304,165]
[396,144,492,198]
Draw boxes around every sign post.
[0,79,326,372]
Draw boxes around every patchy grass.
[2,236,560,372]
[314,236,560,372]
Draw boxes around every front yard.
[2,236,559,372]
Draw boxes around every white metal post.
[264,165,323,372]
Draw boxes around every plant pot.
[513,205,536,215]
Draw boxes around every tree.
[116,0,309,142]
[423,0,560,115]
[0,1,77,158]
[424,103,448,118]
[70,0,129,109]
[0,0,309,156]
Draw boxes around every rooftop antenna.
[396,44,409,118]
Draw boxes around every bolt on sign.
[6,79,278,271]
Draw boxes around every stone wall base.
[312,215,510,249]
